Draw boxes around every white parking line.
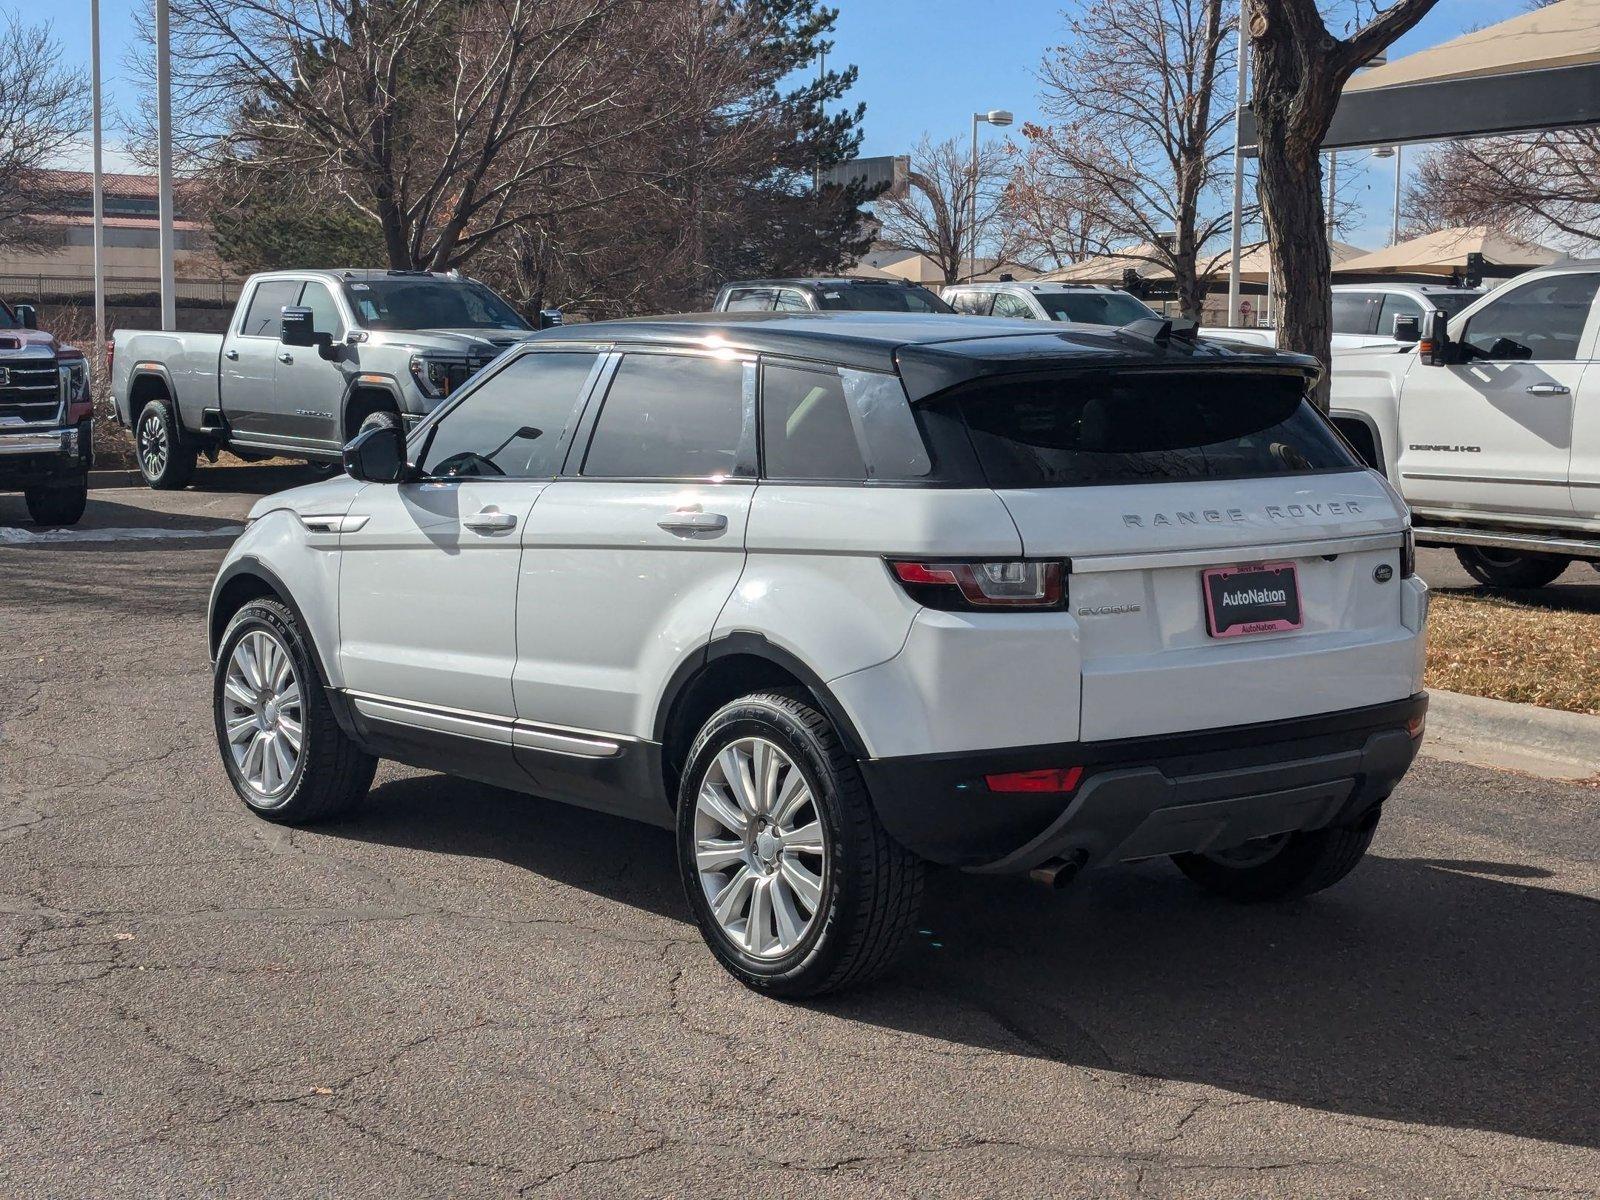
[0,524,244,545]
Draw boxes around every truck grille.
[0,359,61,427]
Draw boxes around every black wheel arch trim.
[654,632,870,761]
[1329,408,1387,475]
[129,366,186,439]
[210,557,331,687]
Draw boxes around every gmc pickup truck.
[0,299,93,525]
[111,269,533,488]
[1324,263,1600,587]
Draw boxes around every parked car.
[0,299,93,525]
[110,269,533,489]
[712,277,954,314]
[1328,262,1600,587]
[1201,283,1485,350]
[208,311,1428,996]
[942,281,1159,326]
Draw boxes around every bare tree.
[1001,140,1122,271]
[1405,130,1600,251]
[874,135,1022,285]
[0,17,90,251]
[1249,0,1439,407]
[138,0,671,271]
[1023,0,1238,317]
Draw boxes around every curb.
[1422,689,1600,780]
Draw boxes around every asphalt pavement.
[2,472,1596,1198]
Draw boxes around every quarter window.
[422,352,598,478]
[582,354,750,479]
[1461,274,1600,362]
[762,363,867,480]
[241,280,302,339]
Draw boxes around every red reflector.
[985,767,1084,793]
[1405,714,1426,740]
[891,561,959,586]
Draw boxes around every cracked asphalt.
[2,473,1597,1198]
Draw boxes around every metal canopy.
[1239,0,1600,151]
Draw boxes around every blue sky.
[47,0,1531,251]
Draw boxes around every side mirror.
[280,306,317,347]
[342,423,411,483]
[1419,308,1453,366]
[1391,314,1420,344]
[14,303,37,329]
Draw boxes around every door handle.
[278,351,294,364]
[1526,383,1570,396]
[224,348,239,361]
[462,506,517,533]
[657,510,728,534]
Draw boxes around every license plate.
[1202,561,1302,638]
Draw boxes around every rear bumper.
[0,422,91,485]
[859,693,1427,872]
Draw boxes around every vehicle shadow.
[331,772,1600,1150]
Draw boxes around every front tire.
[1454,546,1569,588]
[135,399,197,490]
[677,692,923,998]
[1172,805,1382,902]
[213,598,375,823]
[25,476,88,525]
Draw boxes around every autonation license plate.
[1202,561,1303,638]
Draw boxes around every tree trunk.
[1256,109,1332,409]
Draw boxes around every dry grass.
[1427,591,1600,715]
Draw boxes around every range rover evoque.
[207,311,1430,997]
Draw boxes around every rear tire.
[135,399,197,490]
[677,692,924,998]
[213,598,376,823]
[24,476,88,526]
[1454,546,1569,588]
[1172,805,1382,902]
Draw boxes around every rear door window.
[240,279,302,338]
[1376,294,1423,338]
[762,363,866,480]
[582,353,751,479]
[937,371,1357,487]
[1331,292,1380,335]
[949,291,993,315]
[990,292,1037,319]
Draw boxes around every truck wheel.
[213,598,376,823]
[357,410,401,437]
[677,692,924,998]
[1454,547,1569,588]
[135,400,197,490]
[1172,806,1382,902]
[24,476,88,526]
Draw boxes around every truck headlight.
[409,354,466,400]
[61,359,90,405]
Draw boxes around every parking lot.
[2,473,1597,1198]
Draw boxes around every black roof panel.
[526,312,1320,398]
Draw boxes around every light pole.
[1391,144,1403,245]
[969,108,1012,282]
[156,0,176,331]
[1226,0,1250,327]
[91,0,106,371]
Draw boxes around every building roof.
[527,311,1317,398]
[1334,226,1560,277]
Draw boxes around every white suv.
[208,312,1430,997]
[942,281,1158,325]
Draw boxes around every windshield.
[815,285,953,314]
[1036,291,1156,325]
[341,278,530,332]
[1427,293,1479,319]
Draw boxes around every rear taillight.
[888,559,1066,611]
[986,767,1083,793]
[1400,527,1415,579]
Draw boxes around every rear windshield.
[814,285,953,314]
[936,370,1358,487]
[1036,292,1155,326]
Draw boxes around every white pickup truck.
[1321,263,1600,586]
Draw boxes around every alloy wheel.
[693,737,827,959]
[222,629,304,804]
[138,410,169,480]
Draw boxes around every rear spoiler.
[1117,316,1200,347]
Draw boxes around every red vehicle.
[0,300,92,525]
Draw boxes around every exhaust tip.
[1028,853,1086,890]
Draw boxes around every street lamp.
[969,108,1012,282]
[1372,144,1402,246]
